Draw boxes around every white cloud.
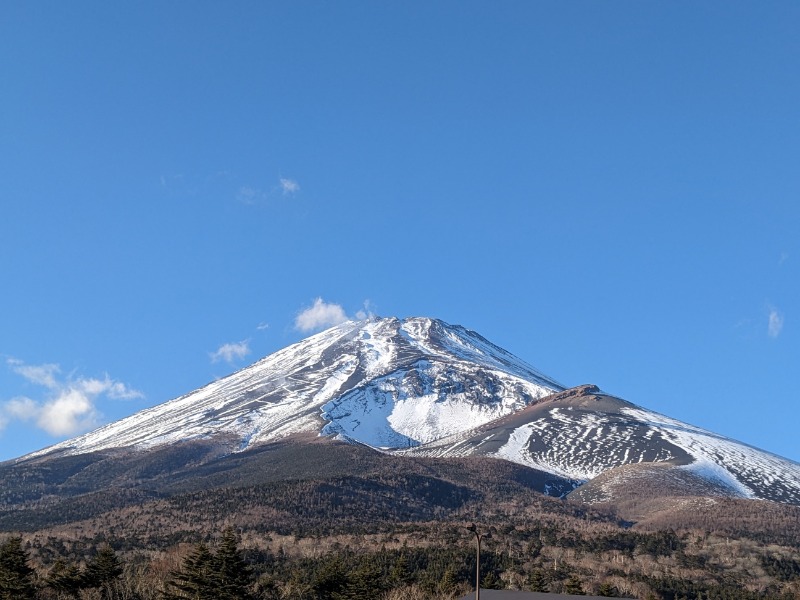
[37,388,98,436]
[77,376,144,400]
[280,177,300,195]
[355,300,376,321]
[4,397,38,421]
[237,177,298,205]
[210,340,251,364]
[295,298,349,332]
[7,359,60,389]
[106,380,144,400]
[237,186,264,205]
[2,359,143,438]
[256,322,270,331]
[768,307,784,338]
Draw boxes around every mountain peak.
[23,316,561,460]
[14,316,800,506]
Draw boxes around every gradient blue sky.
[1,2,798,463]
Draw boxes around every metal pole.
[475,533,481,600]
[468,524,489,600]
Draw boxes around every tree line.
[3,525,800,599]
[1,535,121,599]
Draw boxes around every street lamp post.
[467,524,491,600]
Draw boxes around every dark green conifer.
[215,528,253,600]
[527,568,548,592]
[564,574,586,595]
[597,581,619,597]
[165,542,219,600]
[84,544,123,588]
[46,558,84,597]
[344,562,383,600]
[388,555,410,587]
[0,536,36,600]
[311,554,348,600]
[437,565,458,596]
[481,570,502,590]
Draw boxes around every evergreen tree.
[215,528,252,600]
[597,582,619,597]
[84,544,123,588]
[0,536,36,600]
[437,565,458,596]
[311,554,348,600]
[388,555,410,588]
[564,574,586,595]
[254,573,282,600]
[46,558,84,598]
[343,562,383,600]
[481,570,502,590]
[165,542,219,600]
[527,568,548,593]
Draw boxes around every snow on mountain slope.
[319,357,550,448]
[18,316,800,507]
[22,317,562,460]
[620,407,800,502]
[406,385,800,504]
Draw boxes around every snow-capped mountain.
[24,317,562,459]
[17,316,800,506]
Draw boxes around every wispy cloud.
[4,396,38,420]
[768,307,784,339]
[237,186,264,205]
[210,340,251,364]
[160,171,300,207]
[280,177,300,195]
[355,300,376,321]
[79,376,143,400]
[1,359,143,438]
[256,322,270,331]
[159,173,185,188]
[295,298,350,333]
[238,177,299,204]
[8,359,60,389]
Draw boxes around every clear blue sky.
[1,2,798,463]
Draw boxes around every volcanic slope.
[405,385,800,505]
[12,316,800,509]
[21,317,563,460]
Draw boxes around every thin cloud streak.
[280,177,300,195]
[768,308,784,339]
[237,185,264,205]
[210,340,251,364]
[355,300,376,321]
[7,359,61,389]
